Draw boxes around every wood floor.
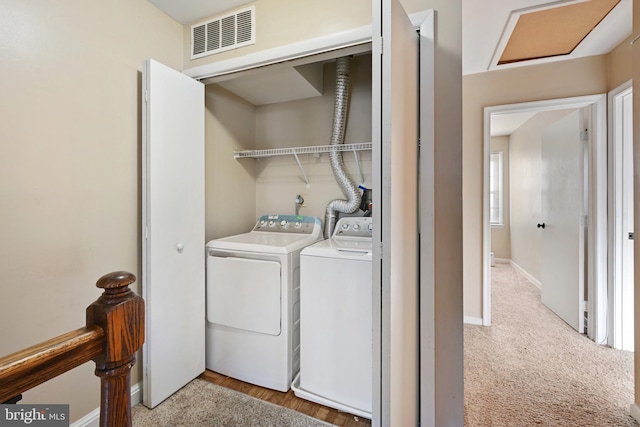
[200,370,371,427]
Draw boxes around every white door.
[142,59,205,408]
[620,90,634,351]
[540,110,585,332]
[372,0,419,425]
[611,86,634,351]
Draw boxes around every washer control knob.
[295,222,301,228]
[342,223,350,230]
[353,223,360,231]
[269,220,275,227]
[367,223,373,232]
[280,220,288,227]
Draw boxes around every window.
[490,152,503,226]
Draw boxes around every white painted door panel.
[540,110,584,332]
[373,0,419,425]
[142,59,205,408]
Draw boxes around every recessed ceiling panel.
[498,0,620,65]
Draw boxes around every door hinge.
[580,129,589,142]
[378,241,384,259]
[144,89,149,103]
[374,37,383,55]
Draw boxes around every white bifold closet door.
[142,59,205,408]
[372,0,420,425]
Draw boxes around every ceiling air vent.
[191,5,255,60]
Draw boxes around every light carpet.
[464,262,637,426]
[132,379,335,427]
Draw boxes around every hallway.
[464,262,636,426]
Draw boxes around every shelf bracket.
[353,148,365,185]
[292,150,311,188]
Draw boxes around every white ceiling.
[490,112,537,137]
[147,0,632,77]
[148,0,251,25]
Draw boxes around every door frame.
[183,9,434,427]
[482,94,607,344]
[608,80,633,350]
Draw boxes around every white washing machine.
[205,214,322,392]
[293,216,373,419]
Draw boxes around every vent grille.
[191,5,255,60]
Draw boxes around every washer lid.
[301,237,372,260]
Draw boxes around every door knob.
[176,243,184,253]
[537,223,546,229]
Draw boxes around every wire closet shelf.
[233,142,372,159]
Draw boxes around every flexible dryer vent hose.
[324,57,362,238]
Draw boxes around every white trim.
[482,108,492,327]
[483,95,607,343]
[630,403,640,424]
[608,80,633,349]
[510,260,542,289]
[463,316,484,326]
[70,382,142,427]
[183,11,431,82]
[588,95,609,345]
[489,151,504,226]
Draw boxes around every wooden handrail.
[0,326,104,402]
[0,271,144,427]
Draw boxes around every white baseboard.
[464,316,484,326]
[510,260,542,289]
[71,382,141,427]
[630,403,640,424]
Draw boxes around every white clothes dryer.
[293,216,373,419]
[205,215,322,392]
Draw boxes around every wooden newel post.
[86,271,145,427]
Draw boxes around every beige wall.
[204,85,257,240]
[183,0,372,69]
[0,0,183,422]
[490,136,511,259]
[463,55,609,320]
[608,31,633,90]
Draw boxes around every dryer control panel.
[333,217,373,238]
[253,214,322,234]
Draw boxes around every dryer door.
[207,256,281,335]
